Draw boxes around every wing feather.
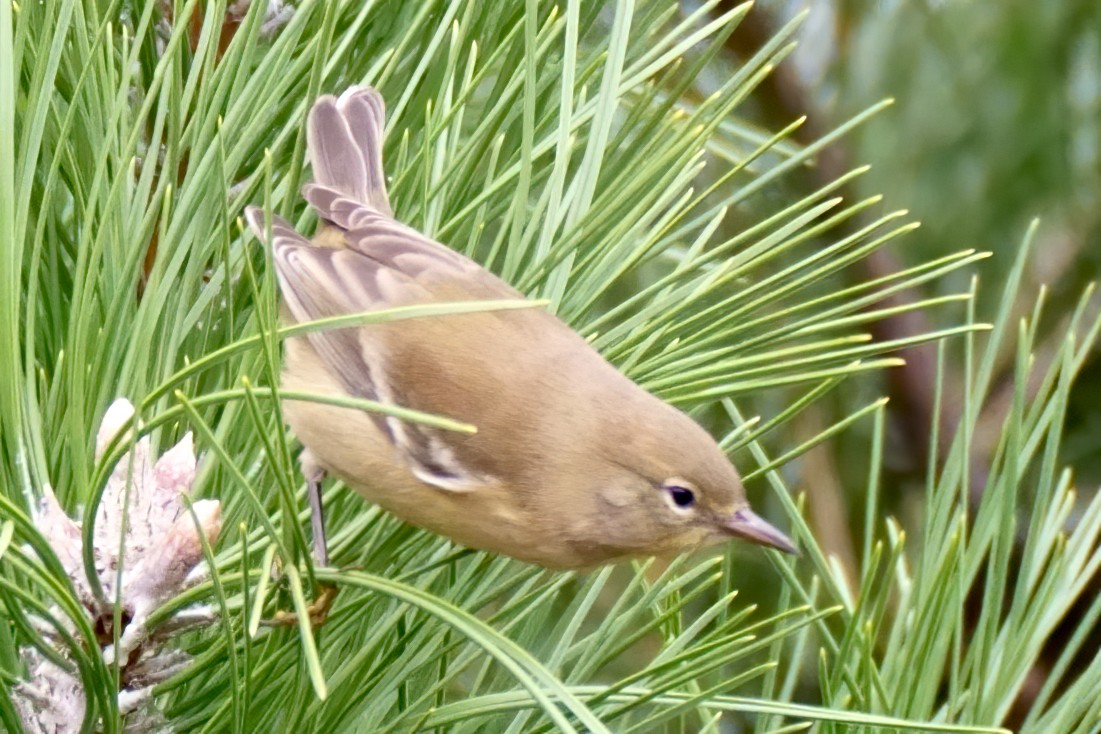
[244,206,488,492]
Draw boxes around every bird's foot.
[261,583,340,628]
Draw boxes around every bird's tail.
[305,86,392,216]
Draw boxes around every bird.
[245,85,797,576]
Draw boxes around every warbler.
[245,86,796,571]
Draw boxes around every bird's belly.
[281,337,603,569]
[341,463,593,569]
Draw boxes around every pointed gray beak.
[722,509,799,555]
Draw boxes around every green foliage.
[1,0,1097,732]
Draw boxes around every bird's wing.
[244,207,421,400]
[244,206,493,493]
[302,183,518,294]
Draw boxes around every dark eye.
[667,485,696,508]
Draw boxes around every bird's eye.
[666,485,696,508]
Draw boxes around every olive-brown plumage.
[246,86,795,569]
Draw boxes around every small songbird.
[245,86,796,571]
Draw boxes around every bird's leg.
[262,452,340,627]
[306,458,329,568]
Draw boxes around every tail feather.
[306,86,392,216]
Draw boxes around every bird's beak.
[721,509,799,555]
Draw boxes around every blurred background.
[745,0,1101,312]
[722,2,1101,724]
[709,0,1101,539]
